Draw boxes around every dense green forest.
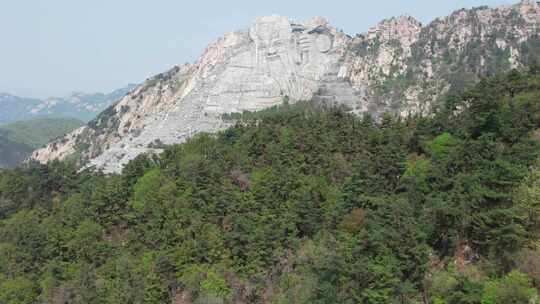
[1,71,540,303]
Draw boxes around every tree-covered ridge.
[1,71,540,303]
[0,118,84,169]
[0,134,33,169]
[0,118,84,149]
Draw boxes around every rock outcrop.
[32,1,540,173]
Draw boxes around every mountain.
[32,1,540,173]
[0,132,33,169]
[0,84,137,125]
[0,118,84,168]
[0,118,84,149]
[0,94,43,125]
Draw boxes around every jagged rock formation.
[344,0,540,115]
[32,1,540,173]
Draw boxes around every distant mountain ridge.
[32,1,540,173]
[0,84,137,125]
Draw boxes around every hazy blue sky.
[1,0,517,98]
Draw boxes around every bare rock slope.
[32,1,540,173]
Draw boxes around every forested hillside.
[0,118,84,149]
[0,135,33,169]
[1,71,540,303]
[0,118,84,169]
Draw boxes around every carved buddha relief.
[208,16,339,112]
[249,16,335,70]
[249,16,292,65]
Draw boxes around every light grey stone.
[31,2,540,173]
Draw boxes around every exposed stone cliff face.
[345,0,540,115]
[32,1,540,173]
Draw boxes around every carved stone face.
[249,16,293,65]
[206,16,340,113]
[249,16,335,67]
[315,34,333,53]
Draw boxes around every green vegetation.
[0,118,84,149]
[1,71,540,303]
[0,134,33,169]
[0,118,83,168]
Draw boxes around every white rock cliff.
[32,2,540,173]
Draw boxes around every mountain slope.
[32,1,540,173]
[0,84,137,125]
[344,1,540,113]
[2,71,540,303]
[0,94,42,125]
[0,118,84,149]
[0,118,84,168]
[0,133,33,168]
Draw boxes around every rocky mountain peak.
[31,2,540,173]
[517,0,539,7]
[366,15,422,44]
[514,0,540,22]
